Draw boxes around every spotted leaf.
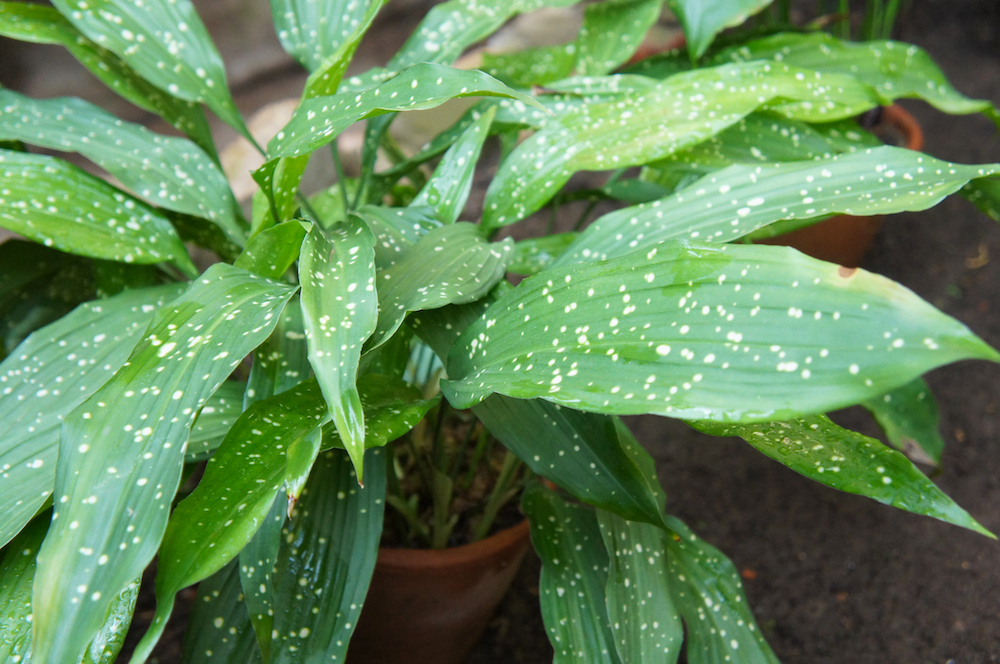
[300,0,385,99]
[268,63,544,159]
[270,0,380,73]
[268,447,385,663]
[0,283,184,549]
[666,0,773,60]
[300,218,378,482]
[555,147,1000,265]
[48,0,250,138]
[443,241,1000,420]
[962,176,1000,224]
[862,378,945,466]
[129,377,329,661]
[239,493,286,662]
[0,2,215,155]
[660,515,780,664]
[368,222,514,352]
[184,380,247,462]
[482,60,879,228]
[352,205,442,270]
[234,221,307,281]
[181,561,262,664]
[509,233,578,276]
[0,150,197,275]
[31,264,296,664]
[522,483,622,664]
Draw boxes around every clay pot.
[755,104,925,267]
[346,520,532,664]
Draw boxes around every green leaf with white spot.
[234,221,307,280]
[509,233,578,276]
[482,60,879,228]
[522,483,621,664]
[666,0,773,60]
[300,0,385,99]
[353,205,443,270]
[963,177,1000,224]
[268,63,544,159]
[0,2,215,155]
[0,283,184,549]
[250,156,312,235]
[661,515,780,664]
[863,378,945,466]
[412,106,496,223]
[185,380,246,462]
[300,218,378,482]
[239,493,285,662]
[129,377,329,662]
[181,561,262,664]
[575,0,662,75]
[694,415,989,536]
[270,0,380,73]
[0,91,244,245]
[596,511,684,663]
[713,32,1000,125]
[367,222,514,352]
[556,147,1000,266]
[268,447,385,663]
[481,44,578,88]
[49,0,250,138]
[31,264,296,664]
[443,241,1000,421]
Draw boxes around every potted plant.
[1,1,999,663]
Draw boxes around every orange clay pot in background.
[346,520,532,664]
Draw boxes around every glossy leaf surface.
[300,0,384,99]
[575,0,662,75]
[666,0,773,60]
[32,264,295,664]
[185,380,246,462]
[0,150,196,275]
[444,241,1000,421]
[270,0,379,72]
[234,221,307,280]
[300,219,378,481]
[180,561,262,664]
[0,283,183,548]
[863,378,945,465]
[694,415,989,535]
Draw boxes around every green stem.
[838,0,851,39]
[472,450,521,542]
[330,144,352,213]
[385,493,430,540]
[463,425,492,489]
[295,192,321,225]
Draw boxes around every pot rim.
[376,519,531,570]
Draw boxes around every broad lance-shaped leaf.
[31,264,296,664]
[661,516,780,664]
[667,0,772,60]
[443,241,1000,421]
[411,106,496,223]
[482,60,879,228]
[181,561,262,664]
[269,447,385,663]
[300,219,378,482]
[0,2,215,155]
[300,0,384,99]
[0,91,244,244]
[0,150,196,275]
[129,379,329,662]
[596,511,684,664]
[522,483,622,664]
[49,0,251,138]
[0,283,184,549]
[250,156,312,235]
[863,378,945,466]
[367,222,514,352]
[185,380,246,462]
[270,0,380,73]
[555,147,1000,266]
[268,63,545,158]
[963,176,1000,224]
[0,516,140,664]
[234,221,307,281]
[696,414,989,535]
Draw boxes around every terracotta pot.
[755,104,925,267]
[346,519,532,664]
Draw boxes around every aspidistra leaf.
[271,0,379,73]
[300,0,385,99]
[443,241,1000,421]
[234,220,307,280]
[31,264,296,664]
[666,0,773,60]
[185,380,246,462]
[0,283,184,548]
[575,0,662,76]
[863,377,945,465]
[180,561,262,664]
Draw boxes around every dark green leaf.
[575,0,662,75]
[443,241,1000,420]
[694,415,989,535]
[234,221,307,280]
[185,380,247,462]
[250,155,311,234]
[0,150,196,275]
[238,493,285,662]
[181,561,262,664]
[863,378,945,465]
[666,0,773,60]
[509,233,579,276]
[963,176,1000,224]
[31,264,296,664]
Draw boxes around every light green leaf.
[234,221,307,280]
[353,205,443,270]
[714,32,1000,125]
[185,380,246,462]
[509,233,579,276]
[575,0,663,75]
[300,218,378,482]
[31,264,296,664]
[269,447,385,663]
[368,222,514,352]
[443,241,1000,421]
[268,63,544,158]
[0,1,215,154]
[0,91,244,245]
[270,0,380,72]
[0,150,196,275]
[482,60,878,228]
[556,147,1000,265]
[300,0,385,99]
[250,155,312,235]
[667,0,773,60]
[863,378,945,465]
[180,561,262,664]
[481,43,578,88]
[49,0,250,137]
[0,283,183,549]
[596,511,684,663]
[522,483,621,664]
[412,106,496,223]
[694,415,989,535]
[661,515,780,664]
